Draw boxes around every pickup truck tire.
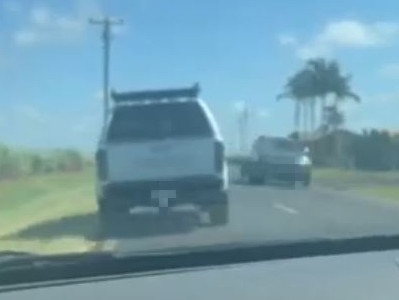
[208,193,229,226]
[289,174,311,189]
[302,173,311,187]
[98,198,126,237]
[98,211,115,237]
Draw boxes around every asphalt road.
[106,183,399,256]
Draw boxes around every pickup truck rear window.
[107,102,213,142]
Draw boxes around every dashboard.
[2,249,399,299]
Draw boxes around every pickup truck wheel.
[302,174,311,187]
[98,210,115,237]
[208,193,229,227]
[98,198,126,237]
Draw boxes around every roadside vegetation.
[277,57,360,142]
[313,168,399,202]
[274,57,399,201]
[311,129,399,170]
[0,145,97,254]
[276,58,399,172]
[0,144,92,180]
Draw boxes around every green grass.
[355,186,399,202]
[313,168,399,202]
[313,168,399,188]
[0,169,98,255]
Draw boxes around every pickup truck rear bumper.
[98,175,226,209]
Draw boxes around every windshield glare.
[2,0,399,283]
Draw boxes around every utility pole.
[89,17,124,124]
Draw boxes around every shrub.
[0,144,88,180]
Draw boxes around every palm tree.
[325,106,345,131]
[332,73,360,107]
[306,58,360,129]
[278,58,360,167]
[324,105,346,166]
[277,92,303,135]
[277,68,316,137]
[278,58,359,141]
[306,58,330,126]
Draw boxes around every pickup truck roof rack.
[111,83,200,104]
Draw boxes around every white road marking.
[273,203,299,215]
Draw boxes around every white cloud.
[14,30,38,45]
[319,21,397,47]
[278,34,297,46]
[378,63,399,79]
[280,20,399,59]
[297,42,331,60]
[13,0,103,46]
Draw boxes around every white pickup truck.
[95,84,229,234]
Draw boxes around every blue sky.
[1,0,399,153]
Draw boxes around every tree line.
[275,58,399,171]
[0,144,91,180]
[308,129,399,171]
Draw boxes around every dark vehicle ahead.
[240,136,312,186]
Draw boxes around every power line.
[89,17,124,125]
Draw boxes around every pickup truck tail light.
[215,141,225,173]
[95,149,108,180]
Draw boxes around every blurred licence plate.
[141,155,191,167]
[151,190,177,207]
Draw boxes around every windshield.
[3,0,399,284]
[107,102,212,142]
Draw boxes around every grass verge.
[313,168,399,202]
[0,169,98,255]
[354,186,399,202]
